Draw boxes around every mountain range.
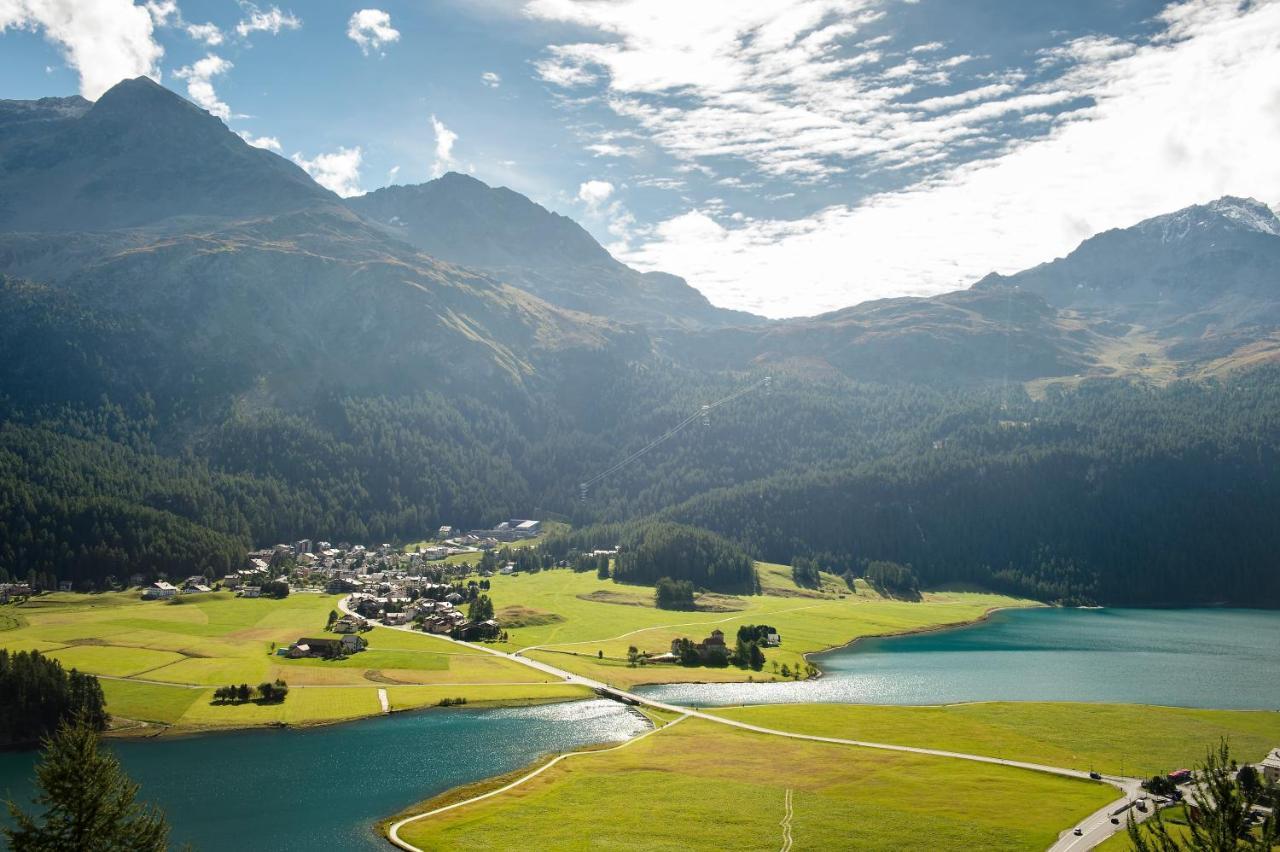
[2,77,1279,606]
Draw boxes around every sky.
[2,0,1279,318]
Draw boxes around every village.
[122,519,544,650]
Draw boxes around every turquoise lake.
[640,607,1280,708]
[2,607,1277,849]
[0,699,647,851]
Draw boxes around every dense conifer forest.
[4,362,1278,605]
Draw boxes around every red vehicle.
[1168,769,1193,784]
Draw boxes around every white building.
[142,581,177,600]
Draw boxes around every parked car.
[1089,771,1102,780]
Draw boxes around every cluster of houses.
[0,582,34,603]
[346,587,501,641]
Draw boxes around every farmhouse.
[288,637,343,658]
[1262,748,1280,784]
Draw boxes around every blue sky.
[3,0,1279,316]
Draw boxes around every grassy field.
[393,715,1116,851]
[0,591,570,734]
[710,703,1280,778]
[0,564,1036,731]
[483,563,1035,688]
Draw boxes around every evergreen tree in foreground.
[4,715,170,852]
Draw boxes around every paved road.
[1048,789,1150,852]
[346,596,1138,851]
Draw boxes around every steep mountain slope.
[669,288,1099,384]
[348,174,761,330]
[0,77,338,233]
[975,197,1280,364]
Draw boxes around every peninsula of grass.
[483,562,1035,689]
[391,716,1116,852]
[0,591,573,734]
[708,703,1280,778]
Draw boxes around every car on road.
[1111,817,1120,825]
[1089,771,1102,780]
[1073,828,1084,836]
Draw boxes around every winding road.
[342,597,1147,851]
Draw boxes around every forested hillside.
[1,78,1278,607]
[661,369,1280,606]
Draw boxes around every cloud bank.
[529,0,1280,317]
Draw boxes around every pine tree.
[4,715,169,851]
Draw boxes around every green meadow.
[711,703,1280,778]
[0,591,569,733]
[483,562,1034,689]
[393,715,1116,851]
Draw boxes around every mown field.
[393,715,1116,851]
[484,562,1035,688]
[0,591,574,733]
[710,703,1280,778]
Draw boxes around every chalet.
[765,631,781,647]
[222,574,243,589]
[142,581,178,600]
[241,586,262,598]
[339,634,365,654]
[183,582,211,594]
[250,558,271,572]
[58,580,73,593]
[456,619,501,641]
[383,611,408,626]
[331,615,365,634]
[445,592,463,603]
[437,525,454,539]
[1262,748,1280,784]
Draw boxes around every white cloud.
[0,0,164,99]
[577,179,615,209]
[186,22,223,45]
[525,0,1056,179]
[347,8,399,55]
[235,3,300,38]
[481,70,501,88]
[430,115,457,176]
[238,131,281,152]
[173,53,233,120]
[613,0,1280,317]
[387,164,401,184]
[143,0,176,26]
[292,146,363,197]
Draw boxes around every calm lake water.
[640,607,1280,709]
[0,699,647,851]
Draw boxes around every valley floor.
[0,563,1032,734]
